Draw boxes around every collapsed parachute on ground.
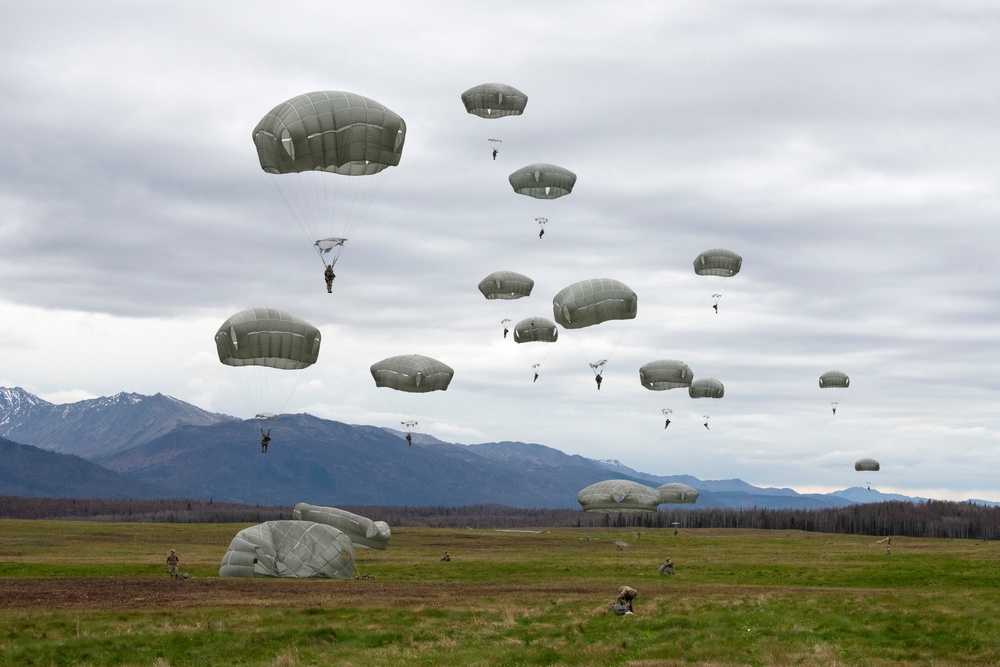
[292,503,391,550]
[219,520,355,578]
[478,271,534,300]
[461,83,528,118]
[693,249,743,277]
[657,483,699,504]
[253,90,406,267]
[216,308,321,369]
[577,480,661,513]
[370,354,454,393]
[855,458,880,472]
[639,360,693,390]
[689,378,725,399]
[819,371,850,388]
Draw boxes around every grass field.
[1,520,999,666]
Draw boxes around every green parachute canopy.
[508,163,577,200]
[577,479,661,513]
[693,248,743,277]
[657,483,699,504]
[219,521,355,578]
[215,308,321,369]
[819,371,850,388]
[461,83,528,118]
[689,377,725,399]
[855,458,880,472]
[370,354,454,393]
[292,503,391,550]
[253,91,406,176]
[513,316,559,344]
[639,360,693,390]
[478,271,534,300]
[553,278,637,330]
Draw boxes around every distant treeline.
[1,497,997,540]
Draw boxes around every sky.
[2,1,999,502]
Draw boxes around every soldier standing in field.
[167,549,179,579]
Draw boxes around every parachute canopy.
[689,377,725,399]
[578,480,661,513]
[639,360,693,390]
[657,483,699,504]
[509,163,577,200]
[215,308,321,369]
[693,248,743,277]
[478,271,534,300]
[855,458,880,472]
[553,279,638,330]
[370,354,454,393]
[461,83,528,118]
[219,520,355,578]
[513,316,559,344]
[820,371,850,388]
[253,91,406,176]
[292,503,391,550]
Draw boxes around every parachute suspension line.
[229,364,314,421]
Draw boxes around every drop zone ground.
[1,520,999,666]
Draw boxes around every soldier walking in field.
[167,549,179,579]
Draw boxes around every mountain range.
[0,386,982,509]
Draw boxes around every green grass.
[1,521,999,665]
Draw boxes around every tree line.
[1,496,997,540]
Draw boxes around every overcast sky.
[3,1,999,502]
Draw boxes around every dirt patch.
[0,577,601,611]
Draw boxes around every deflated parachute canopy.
[513,316,559,344]
[292,503,391,550]
[819,371,850,388]
[215,308,321,369]
[553,278,637,330]
[509,163,577,200]
[689,377,725,399]
[693,249,743,277]
[639,360,693,390]
[478,271,534,300]
[370,354,454,393]
[461,83,528,118]
[657,483,699,504]
[855,458,880,472]
[577,480,661,513]
[219,521,355,578]
[253,91,406,176]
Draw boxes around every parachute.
[639,360,693,390]
[855,458,880,472]
[688,377,725,399]
[292,503,391,550]
[577,480,661,513]
[478,271,534,337]
[461,83,529,118]
[370,354,454,393]
[693,248,742,313]
[819,371,850,388]
[215,308,321,419]
[513,316,559,380]
[477,271,534,300]
[509,163,577,237]
[554,279,637,381]
[253,90,406,268]
[820,370,850,414]
[370,354,454,439]
[219,521,355,578]
[657,483,699,504]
